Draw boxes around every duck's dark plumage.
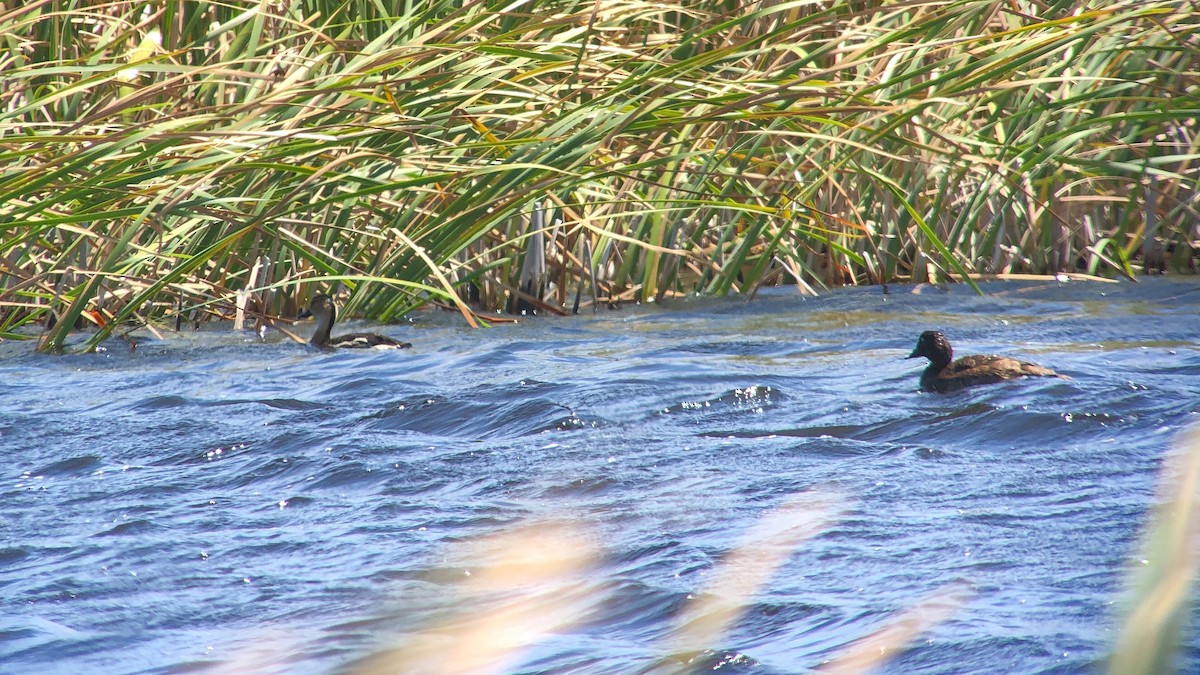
[299,293,411,350]
[907,330,1066,393]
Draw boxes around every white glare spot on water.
[243,578,251,584]
[130,571,137,577]
[607,456,616,463]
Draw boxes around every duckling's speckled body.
[299,293,411,350]
[908,330,1066,393]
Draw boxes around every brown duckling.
[907,330,1066,393]
[298,293,412,350]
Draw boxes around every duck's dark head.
[908,330,953,368]
[299,293,335,322]
[299,293,337,346]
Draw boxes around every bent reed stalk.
[1,1,1197,352]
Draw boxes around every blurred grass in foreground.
[189,426,1200,672]
[2,1,1197,351]
[1110,424,1200,675]
[350,427,1199,673]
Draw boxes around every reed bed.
[1,1,1197,351]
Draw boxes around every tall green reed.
[0,1,1195,351]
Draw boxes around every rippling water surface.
[2,279,1199,674]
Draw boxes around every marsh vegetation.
[1,1,1197,352]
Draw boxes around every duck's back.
[328,332,412,349]
[923,354,1062,392]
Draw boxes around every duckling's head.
[908,330,953,367]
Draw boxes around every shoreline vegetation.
[2,1,1198,353]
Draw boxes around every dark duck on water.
[907,330,1067,393]
[299,293,412,350]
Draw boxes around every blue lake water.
[2,278,1198,674]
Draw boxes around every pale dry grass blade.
[1109,425,1200,674]
[819,583,972,675]
[667,493,841,661]
[353,520,600,675]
